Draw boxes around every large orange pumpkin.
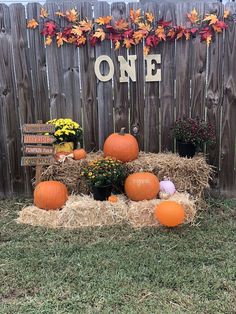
[73,148,87,160]
[125,172,160,201]
[34,181,68,210]
[103,128,139,162]
[154,201,185,227]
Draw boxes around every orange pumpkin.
[154,201,185,227]
[108,195,118,203]
[125,172,160,201]
[103,128,139,162]
[34,181,68,210]
[73,148,87,160]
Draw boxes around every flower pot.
[54,142,74,153]
[177,141,196,158]
[91,185,112,201]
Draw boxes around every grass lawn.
[0,198,235,314]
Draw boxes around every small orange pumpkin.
[154,201,185,227]
[34,181,68,210]
[125,172,160,201]
[108,195,118,203]
[73,148,87,160]
[103,128,139,162]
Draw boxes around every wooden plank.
[44,2,66,118]
[111,2,129,133]
[24,146,54,155]
[77,1,98,151]
[27,3,50,123]
[175,2,192,119]
[23,135,55,144]
[60,1,82,124]
[22,124,55,133]
[0,4,13,197]
[21,156,55,166]
[220,2,236,197]
[159,2,176,151]
[94,1,114,149]
[189,2,207,119]
[205,2,224,190]
[143,2,160,152]
[127,2,145,151]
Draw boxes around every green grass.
[0,198,236,314]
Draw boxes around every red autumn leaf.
[130,9,141,24]
[115,19,129,30]
[89,35,99,46]
[123,29,134,38]
[146,35,159,47]
[27,19,39,29]
[63,26,72,37]
[199,27,213,45]
[41,21,57,36]
[190,27,198,35]
[158,19,172,27]
[107,32,123,42]
[212,20,228,33]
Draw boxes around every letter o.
[94,55,114,82]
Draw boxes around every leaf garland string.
[27,8,232,55]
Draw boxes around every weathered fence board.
[111,2,129,133]
[94,1,114,149]
[220,2,236,197]
[0,1,235,198]
[143,2,160,153]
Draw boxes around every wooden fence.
[0,1,235,198]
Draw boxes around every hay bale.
[40,152,213,198]
[16,192,197,229]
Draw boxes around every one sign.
[23,134,55,144]
[24,146,54,155]
[22,123,55,133]
[21,156,55,166]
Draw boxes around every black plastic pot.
[91,185,112,201]
[177,141,196,158]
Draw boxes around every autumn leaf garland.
[27,8,231,55]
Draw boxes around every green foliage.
[0,198,235,314]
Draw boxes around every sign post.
[21,123,55,185]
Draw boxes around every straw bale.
[16,192,196,229]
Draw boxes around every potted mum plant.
[46,118,83,153]
[172,117,215,158]
[82,157,128,201]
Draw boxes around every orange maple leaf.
[67,36,77,44]
[184,30,191,40]
[155,26,166,41]
[56,32,67,47]
[123,38,135,48]
[187,8,199,24]
[71,25,83,37]
[27,19,39,29]
[79,19,93,32]
[138,22,152,32]
[115,19,129,30]
[45,36,52,46]
[143,45,150,56]
[145,12,154,23]
[95,16,112,25]
[65,9,78,23]
[133,29,147,43]
[130,9,141,24]
[114,40,121,50]
[206,34,212,46]
[93,28,106,41]
[203,14,218,25]
[224,10,230,19]
[76,36,86,46]
[55,11,65,17]
[40,8,48,18]
[167,28,176,40]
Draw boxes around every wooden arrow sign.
[22,124,55,133]
[24,145,54,155]
[23,134,55,144]
[21,156,55,166]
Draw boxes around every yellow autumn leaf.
[45,36,52,46]
[95,16,112,25]
[56,32,67,47]
[224,10,230,19]
[27,19,39,29]
[71,25,83,37]
[155,26,166,41]
[93,28,106,41]
[123,38,135,49]
[138,22,152,32]
[187,8,199,24]
[203,14,218,25]
[79,19,93,32]
[130,9,141,24]
[40,8,48,18]
[143,45,150,56]
[206,34,212,46]
[65,8,78,22]
[55,11,65,17]
[76,36,86,46]
[145,12,154,23]
[114,40,120,50]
